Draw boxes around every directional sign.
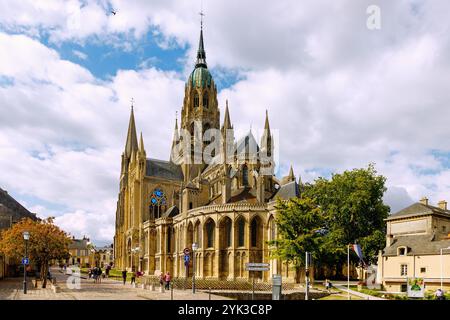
[245,263,270,271]
[246,263,269,268]
[22,258,29,265]
[247,267,270,271]
[184,254,190,262]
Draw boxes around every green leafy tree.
[269,196,324,283]
[305,164,389,276]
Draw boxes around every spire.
[264,109,271,133]
[222,100,232,130]
[139,132,145,153]
[288,165,295,182]
[171,115,180,148]
[195,11,207,68]
[125,104,138,159]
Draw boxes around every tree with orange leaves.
[0,217,71,288]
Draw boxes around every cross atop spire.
[195,9,207,68]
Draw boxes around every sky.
[0,0,450,246]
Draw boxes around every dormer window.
[398,246,407,256]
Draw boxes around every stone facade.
[378,197,450,292]
[114,24,301,282]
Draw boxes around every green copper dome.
[189,67,213,88]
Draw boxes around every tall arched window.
[205,219,215,248]
[225,218,232,247]
[269,216,276,241]
[150,188,167,219]
[251,217,261,247]
[202,91,209,108]
[237,217,245,247]
[194,92,199,108]
[242,165,249,186]
[167,226,172,253]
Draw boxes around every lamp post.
[440,246,450,291]
[192,242,198,294]
[23,231,30,294]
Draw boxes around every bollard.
[150,284,155,291]
[171,283,174,300]
[209,287,211,300]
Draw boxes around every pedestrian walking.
[435,288,445,300]
[164,272,171,290]
[131,270,137,285]
[97,267,103,283]
[105,265,111,278]
[122,270,127,285]
[159,272,164,288]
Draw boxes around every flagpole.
[347,244,350,300]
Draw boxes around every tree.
[305,164,390,276]
[0,218,71,288]
[269,196,324,283]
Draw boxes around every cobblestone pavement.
[0,268,230,300]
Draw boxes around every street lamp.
[23,231,30,294]
[192,242,198,294]
[440,246,450,291]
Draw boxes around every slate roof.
[383,234,450,256]
[385,202,450,221]
[161,206,180,218]
[146,158,184,181]
[272,181,300,200]
[69,239,90,250]
[0,188,37,230]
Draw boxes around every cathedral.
[114,23,301,282]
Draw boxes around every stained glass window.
[149,188,167,219]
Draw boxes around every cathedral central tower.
[178,22,220,180]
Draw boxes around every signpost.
[245,263,270,300]
[272,275,282,300]
[184,248,190,279]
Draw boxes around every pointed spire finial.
[222,100,232,130]
[195,7,207,68]
[139,131,145,153]
[125,102,139,158]
[288,165,295,181]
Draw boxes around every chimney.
[386,234,394,247]
[420,197,429,206]
[438,200,448,211]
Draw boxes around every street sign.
[22,258,29,265]
[246,267,270,271]
[246,263,269,268]
[246,263,270,271]
[184,254,190,262]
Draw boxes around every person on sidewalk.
[131,270,137,285]
[435,288,445,300]
[121,270,127,285]
[159,272,164,287]
[164,272,171,290]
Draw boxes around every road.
[0,267,229,300]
